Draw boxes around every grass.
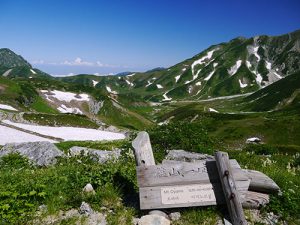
[23,113,99,129]
[55,139,130,153]
[29,97,58,114]
[0,140,137,224]
[0,126,300,224]
[156,102,300,148]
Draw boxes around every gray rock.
[91,149,121,163]
[79,202,93,215]
[106,125,120,133]
[138,214,170,225]
[0,141,64,166]
[148,210,168,219]
[169,212,181,221]
[83,183,95,194]
[165,150,213,162]
[132,218,140,225]
[69,146,121,163]
[69,146,89,157]
[33,207,106,225]
[85,212,107,225]
[89,100,104,115]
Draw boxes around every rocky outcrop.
[0,141,64,166]
[165,149,214,162]
[33,202,106,225]
[89,99,104,115]
[69,146,121,163]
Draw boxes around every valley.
[0,29,300,224]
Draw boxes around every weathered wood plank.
[139,180,250,210]
[243,169,280,193]
[132,131,155,166]
[215,151,247,225]
[162,159,241,169]
[137,160,248,188]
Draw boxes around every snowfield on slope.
[92,80,99,87]
[239,79,248,88]
[228,60,242,76]
[41,90,90,102]
[0,125,56,145]
[2,120,126,141]
[0,103,18,111]
[57,104,83,114]
[106,86,118,95]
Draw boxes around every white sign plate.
[161,184,216,205]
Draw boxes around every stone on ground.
[0,141,64,166]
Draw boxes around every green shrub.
[148,121,216,162]
[243,144,278,155]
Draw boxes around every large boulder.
[0,141,64,166]
[69,146,121,163]
[165,150,213,162]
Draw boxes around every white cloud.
[62,57,94,66]
[31,59,45,64]
[32,57,119,68]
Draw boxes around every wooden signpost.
[132,132,280,225]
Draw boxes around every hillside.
[60,29,300,102]
[242,71,300,111]
[0,48,50,79]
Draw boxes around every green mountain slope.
[60,29,300,102]
[0,48,50,79]
[242,71,300,111]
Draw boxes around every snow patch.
[246,61,252,69]
[41,90,90,102]
[2,69,12,77]
[274,72,282,79]
[191,48,217,77]
[209,108,219,113]
[265,61,272,70]
[175,74,181,83]
[30,69,37,74]
[253,46,260,61]
[57,104,83,114]
[228,60,242,76]
[213,62,218,68]
[246,137,261,144]
[182,68,187,71]
[247,45,261,61]
[204,70,215,81]
[126,73,135,77]
[256,73,263,84]
[239,79,248,88]
[92,80,99,87]
[146,80,153,87]
[0,103,18,111]
[125,79,134,87]
[2,120,125,141]
[196,81,202,86]
[106,86,118,95]
[0,125,56,145]
[156,84,163,89]
[162,92,172,101]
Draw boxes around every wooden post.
[132,131,155,166]
[215,151,247,225]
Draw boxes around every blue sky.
[0,0,299,75]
